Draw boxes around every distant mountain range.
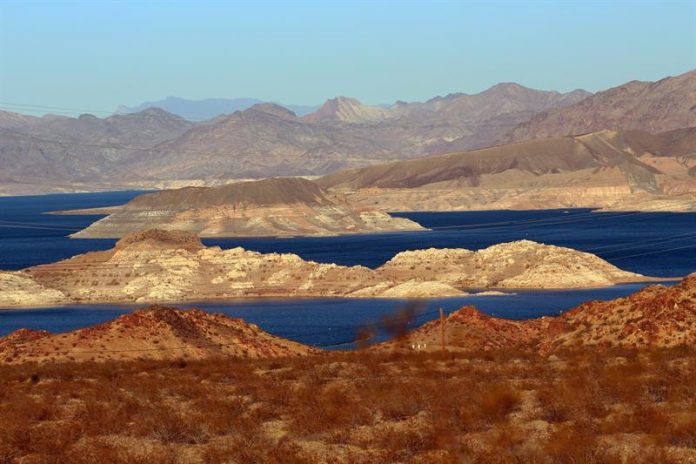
[116,96,318,120]
[0,70,693,195]
[507,69,696,141]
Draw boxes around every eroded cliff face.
[0,273,67,307]
[69,178,424,238]
[0,230,653,308]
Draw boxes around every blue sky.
[0,0,694,116]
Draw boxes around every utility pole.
[440,307,446,352]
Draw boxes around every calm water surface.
[0,191,691,347]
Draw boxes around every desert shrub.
[0,347,694,462]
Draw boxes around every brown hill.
[542,274,696,352]
[126,177,338,208]
[318,128,696,211]
[68,178,424,238]
[0,305,315,364]
[506,69,696,141]
[383,275,696,353]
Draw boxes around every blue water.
[1,192,694,276]
[0,284,653,348]
[0,191,693,347]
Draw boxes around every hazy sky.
[1,0,694,116]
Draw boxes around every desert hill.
[0,305,315,364]
[383,275,696,353]
[2,316,694,464]
[506,69,696,141]
[0,230,651,308]
[318,127,696,211]
[68,177,424,238]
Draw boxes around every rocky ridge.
[380,240,643,289]
[506,69,696,141]
[0,230,652,308]
[381,275,696,353]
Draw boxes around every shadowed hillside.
[318,128,696,211]
[506,69,696,141]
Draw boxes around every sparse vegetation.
[1,346,695,463]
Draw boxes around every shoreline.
[0,278,676,311]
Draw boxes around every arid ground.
[1,346,695,463]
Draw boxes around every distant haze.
[116,97,318,121]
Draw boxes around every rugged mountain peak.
[245,103,297,119]
[304,96,388,123]
[484,82,531,94]
[131,106,186,119]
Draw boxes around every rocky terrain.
[319,127,696,211]
[2,329,694,463]
[506,69,696,141]
[0,230,651,308]
[0,305,315,364]
[379,240,645,289]
[68,177,424,238]
[384,274,696,353]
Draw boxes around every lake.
[0,191,692,347]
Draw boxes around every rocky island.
[67,177,424,238]
[0,229,654,308]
